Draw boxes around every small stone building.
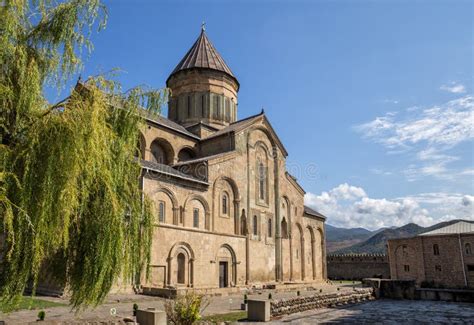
[387,221,474,289]
[138,27,327,295]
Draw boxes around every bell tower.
[166,26,239,130]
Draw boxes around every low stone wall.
[327,254,390,280]
[416,288,474,303]
[270,288,374,317]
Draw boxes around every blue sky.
[53,0,473,229]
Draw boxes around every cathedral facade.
[139,28,327,294]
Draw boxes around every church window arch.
[177,253,186,284]
[150,139,174,165]
[222,192,229,215]
[158,201,165,222]
[258,162,267,201]
[268,218,272,237]
[187,95,192,117]
[253,215,258,236]
[193,208,199,228]
[178,147,195,162]
[240,209,247,235]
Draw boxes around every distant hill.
[325,224,374,253]
[332,219,473,254]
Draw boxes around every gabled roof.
[419,221,474,236]
[304,206,326,220]
[141,159,209,185]
[202,111,289,157]
[167,29,238,87]
[172,151,235,167]
[142,111,200,140]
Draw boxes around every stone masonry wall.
[270,288,374,317]
[327,254,390,280]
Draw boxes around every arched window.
[222,193,228,215]
[466,243,472,255]
[178,148,195,162]
[151,142,167,164]
[253,215,258,236]
[258,162,266,201]
[158,201,165,222]
[241,209,247,235]
[433,244,440,256]
[268,218,272,237]
[187,95,192,117]
[281,218,288,239]
[193,208,199,228]
[177,253,186,284]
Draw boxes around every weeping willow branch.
[0,0,165,311]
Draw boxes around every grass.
[336,280,362,284]
[202,311,247,323]
[1,297,67,312]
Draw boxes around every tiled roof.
[202,111,263,141]
[304,206,326,220]
[172,151,235,167]
[168,29,237,85]
[142,111,200,140]
[419,221,474,236]
[141,159,208,185]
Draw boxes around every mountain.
[325,224,374,253]
[332,219,473,255]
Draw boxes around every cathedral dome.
[166,27,239,130]
[166,27,239,88]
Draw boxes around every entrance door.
[219,262,228,288]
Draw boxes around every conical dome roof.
[167,29,238,86]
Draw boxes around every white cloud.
[440,82,466,94]
[305,184,474,230]
[355,95,474,180]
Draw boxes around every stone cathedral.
[139,28,327,295]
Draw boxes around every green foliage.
[0,297,66,312]
[133,303,138,316]
[0,0,167,311]
[164,293,209,325]
[38,310,46,321]
[202,311,247,323]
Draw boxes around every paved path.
[271,299,474,324]
[0,283,355,324]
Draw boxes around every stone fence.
[232,287,377,322]
[270,288,374,317]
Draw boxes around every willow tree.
[0,0,165,310]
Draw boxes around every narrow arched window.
[187,95,192,117]
[222,193,228,215]
[201,94,205,117]
[466,243,472,255]
[268,218,272,237]
[258,162,266,201]
[253,215,258,236]
[177,253,185,284]
[193,208,199,228]
[433,244,440,256]
[158,201,165,222]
